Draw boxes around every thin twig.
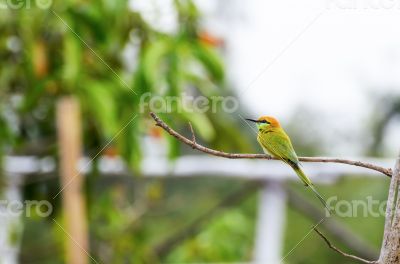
[150,112,392,177]
[188,122,196,147]
[286,186,379,259]
[314,228,378,263]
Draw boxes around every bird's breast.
[257,133,273,155]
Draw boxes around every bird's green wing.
[259,129,327,209]
[258,130,299,166]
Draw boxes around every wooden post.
[378,152,400,263]
[56,97,88,264]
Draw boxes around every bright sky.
[214,0,400,156]
[224,1,400,117]
[131,0,400,156]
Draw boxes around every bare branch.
[314,228,378,263]
[150,112,392,177]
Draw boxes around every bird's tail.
[292,165,333,215]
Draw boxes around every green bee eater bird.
[246,116,331,213]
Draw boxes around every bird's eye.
[260,120,270,124]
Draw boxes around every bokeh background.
[1,0,400,263]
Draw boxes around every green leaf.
[166,131,180,160]
[142,38,171,92]
[191,42,224,83]
[118,117,142,171]
[80,80,119,138]
[63,34,81,90]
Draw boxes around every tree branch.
[286,186,379,260]
[378,155,400,263]
[314,228,378,263]
[150,112,392,177]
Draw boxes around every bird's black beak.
[245,118,258,123]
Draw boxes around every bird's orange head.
[245,115,281,129]
[257,116,280,127]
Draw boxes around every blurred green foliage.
[21,176,389,263]
[1,0,255,263]
[0,0,252,175]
